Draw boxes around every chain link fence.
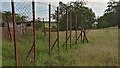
[2,1,89,66]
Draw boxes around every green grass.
[0,36,2,67]
[2,28,118,66]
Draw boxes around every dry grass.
[68,28,118,66]
[2,28,118,66]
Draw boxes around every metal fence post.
[32,0,36,64]
[11,0,19,67]
[66,9,68,50]
[75,14,77,44]
[81,16,83,43]
[43,18,46,37]
[49,4,51,57]
[70,11,72,48]
[57,7,59,51]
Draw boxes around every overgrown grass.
[2,28,118,66]
[0,27,2,67]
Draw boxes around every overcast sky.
[1,0,119,17]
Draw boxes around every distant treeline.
[97,0,120,29]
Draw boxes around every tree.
[2,11,29,36]
[97,0,119,29]
[21,15,28,35]
[55,1,95,30]
[2,11,12,40]
[51,1,95,43]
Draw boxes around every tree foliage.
[97,0,120,28]
[2,11,28,23]
[52,1,95,31]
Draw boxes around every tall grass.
[2,28,118,66]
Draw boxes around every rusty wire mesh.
[2,1,85,66]
[14,2,34,65]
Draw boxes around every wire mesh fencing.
[2,1,89,66]
[14,1,34,66]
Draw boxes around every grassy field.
[0,27,2,66]
[2,28,118,66]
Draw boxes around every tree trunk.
[6,16,12,40]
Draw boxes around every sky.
[1,0,119,20]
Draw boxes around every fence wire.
[2,1,89,66]
[14,2,34,66]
